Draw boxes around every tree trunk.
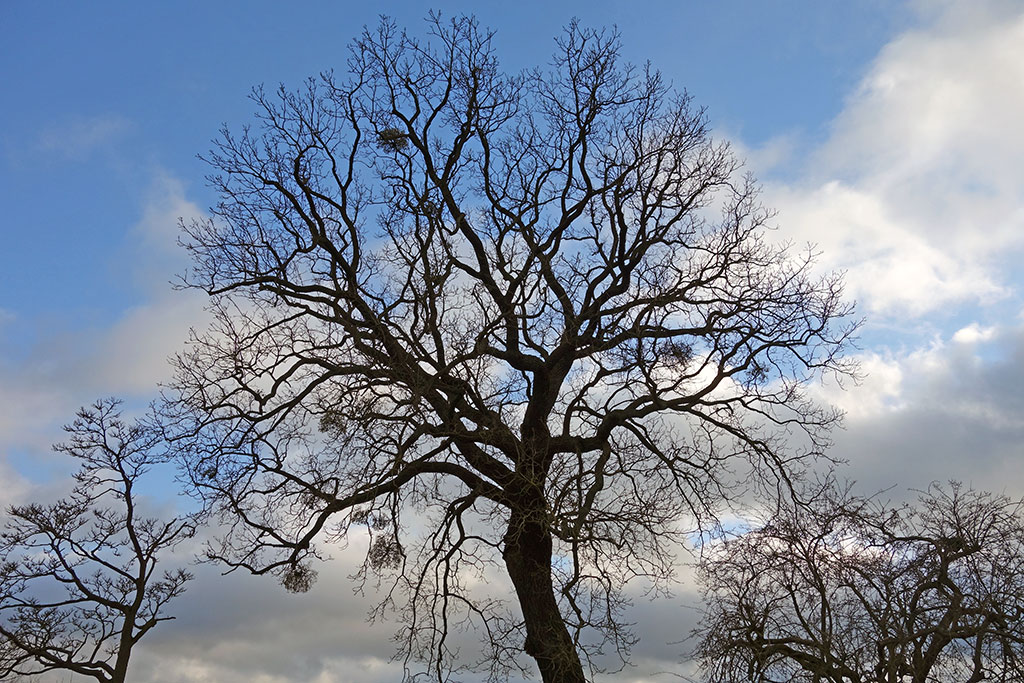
[110,613,135,683]
[503,512,586,683]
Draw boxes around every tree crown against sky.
[0,399,194,683]
[695,481,1024,683]
[164,14,857,682]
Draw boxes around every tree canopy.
[0,399,194,683]
[166,14,856,682]
[695,482,1024,683]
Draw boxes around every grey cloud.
[109,544,406,683]
[832,326,1024,497]
[118,321,1024,683]
[117,526,708,683]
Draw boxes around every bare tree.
[694,482,1024,683]
[0,399,194,683]
[165,14,855,683]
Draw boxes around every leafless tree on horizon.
[164,14,857,682]
[0,399,194,683]
[694,481,1024,683]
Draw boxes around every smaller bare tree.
[0,399,194,683]
[694,481,1024,683]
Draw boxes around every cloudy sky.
[2,1,1024,681]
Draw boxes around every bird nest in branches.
[377,127,408,150]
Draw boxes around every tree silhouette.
[166,15,855,682]
[0,399,194,683]
[695,482,1024,683]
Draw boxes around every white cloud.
[758,2,1024,316]
[0,171,207,475]
[36,114,134,159]
[768,180,1007,315]
[130,173,201,273]
[813,350,905,420]
[952,322,996,345]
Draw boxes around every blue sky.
[1,1,906,319]
[3,2,1024,681]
